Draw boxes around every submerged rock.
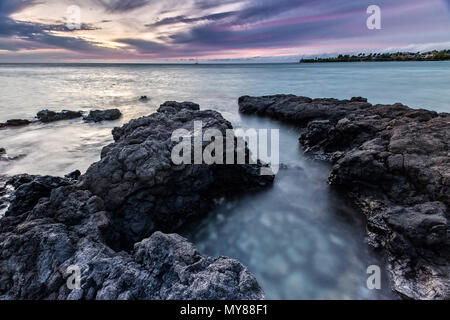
[36,109,83,123]
[83,109,122,122]
[0,148,26,162]
[239,95,450,300]
[0,101,272,300]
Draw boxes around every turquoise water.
[0,61,449,299]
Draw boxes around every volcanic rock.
[239,94,449,300]
[83,109,122,122]
[36,109,83,123]
[0,101,272,300]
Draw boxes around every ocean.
[1,61,449,299]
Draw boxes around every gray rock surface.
[239,95,449,300]
[81,101,273,249]
[0,101,271,300]
[0,174,11,217]
[36,109,83,123]
[83,109,122,122]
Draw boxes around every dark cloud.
[192,0,242,11]
[0,17,107,53]
[94,0,151,13]
[114,38,168,54]
[0,0,108,53]
[0,0,39,16]
[167,0,414,51]
[148,11,236,27]
[0,37,42,51]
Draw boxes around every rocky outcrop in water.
[239,95,449,300]
[0,148,6,160]
[1,109,121,128]
[0,148,26,162]
[36,109,84,123]
[81,101,273,249]
[83,109,122,122]
[0,101,271,300]
[0,119,31,128]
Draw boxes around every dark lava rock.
[5,174,72,217]
[81,100,273,249]
[0,175,11,216]
[36,109,83,123]
[64,170,81,181]
[0,182,263,300]
[0,101,271,300]
[239,95,449,300]
[139,96,148,101]
[83,109,122,123]
[0,119,31,128]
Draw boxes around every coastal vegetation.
[299,50,450,63]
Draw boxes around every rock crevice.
[239,95,449,300]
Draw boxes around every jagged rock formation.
[0,101,272,300]
[0,119,31,128]
[81,101,273,249]
[83,109,122,122]
[239,95,449,300]
[36,109,83,123]
[0,175,11,217]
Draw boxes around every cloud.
[93,0,151,13]
[165,0,450,54]
[148,11,236,27]
[0,0,39,16]
[0,16,107,53]
[0,0,108,53]
[114,38,168,54]
[0,0,449,61]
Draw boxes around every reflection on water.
[1,62,446,299]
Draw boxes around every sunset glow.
[0,0,449,62]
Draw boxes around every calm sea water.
[1,62,449,299]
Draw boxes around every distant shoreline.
[300,50,450,63]
[1,60,450,66]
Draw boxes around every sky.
[0,0,449,62]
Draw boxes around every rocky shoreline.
[0,108,122,129]
[239,95,449,300]
[1,95,448,300]
[0,102,272,300]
